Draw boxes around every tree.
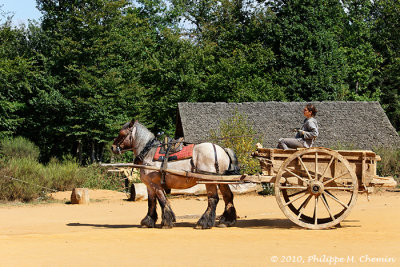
[31,0,156,163]
[269,0,350,101]
[341,0,382,101]
[0,20,41,138]
[371,0,400,131]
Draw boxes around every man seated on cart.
[278,103,319,150]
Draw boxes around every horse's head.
[111,119,137,154]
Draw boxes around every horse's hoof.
[217,223,227,228]
[161,225,173,229]
[140,216,156,228]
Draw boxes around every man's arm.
[301,119,318,140]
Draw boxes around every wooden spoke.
[324,186,354,190]
[287,189,308,198]
[297,194,313,219]
[323,171,350,185]
[319,156,335,181]
[324,190,349,209]
[283,192,308,207]
[298,156,313,181]
[315,152,318,181]
[321,193,330,209]
[314,196,319,225]
[284,168,310,185]
[321,193,335,221]
[279,186,307,190]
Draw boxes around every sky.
[1,0,42,25]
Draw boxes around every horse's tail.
[223,148,241,175]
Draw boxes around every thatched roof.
[176,102,400,150]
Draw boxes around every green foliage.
[0,137,122,202]
[374,147,400,180]
[259,183,275,196]
[371,0,400,130]
[341,0,382,101]
[210,111,261,174]
[81,164,122,191]
[0,157,48,202]
[270,0,350,101]
[0,136,40,160]
[0,156,84,202]
[0,23,35,139]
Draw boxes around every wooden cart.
[103,147,396,230]
[253,147,396,229]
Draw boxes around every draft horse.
[111,119,239,229]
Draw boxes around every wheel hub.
[309,181,324,195]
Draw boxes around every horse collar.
[134,138,158,164]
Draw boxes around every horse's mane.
[134,122,155,143]
[132,121,158,162]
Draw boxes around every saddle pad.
[153,144,195,162]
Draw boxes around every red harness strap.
[153,144,195,162]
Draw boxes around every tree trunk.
[77,140,82,165]
[90,141,95,164]
[98,142,105,163]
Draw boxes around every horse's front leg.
[140,188,158,228]
[195,184,219,229]
[218,184,237,227]
[155,185,176,229]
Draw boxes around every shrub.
[374,147,400,181]
[0,137,124,202]
[82,165,123,191]
[0,136,40,160]
[0,157,48,201]
[210,110,261,174]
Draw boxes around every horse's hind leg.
[195,184,219,229]
[140,188,158,228]
[155,187,176,229]
[218,184,237,227]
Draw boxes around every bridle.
[114,125,136,154]
[114,123,159,163]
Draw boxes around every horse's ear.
[129,119,138,128]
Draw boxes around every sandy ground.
[0,189,399,267]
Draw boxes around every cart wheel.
[275,147,358,229]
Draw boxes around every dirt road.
[0,190,399,267]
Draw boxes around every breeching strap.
[212,144,220,174]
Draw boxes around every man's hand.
[296,129,304,136]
